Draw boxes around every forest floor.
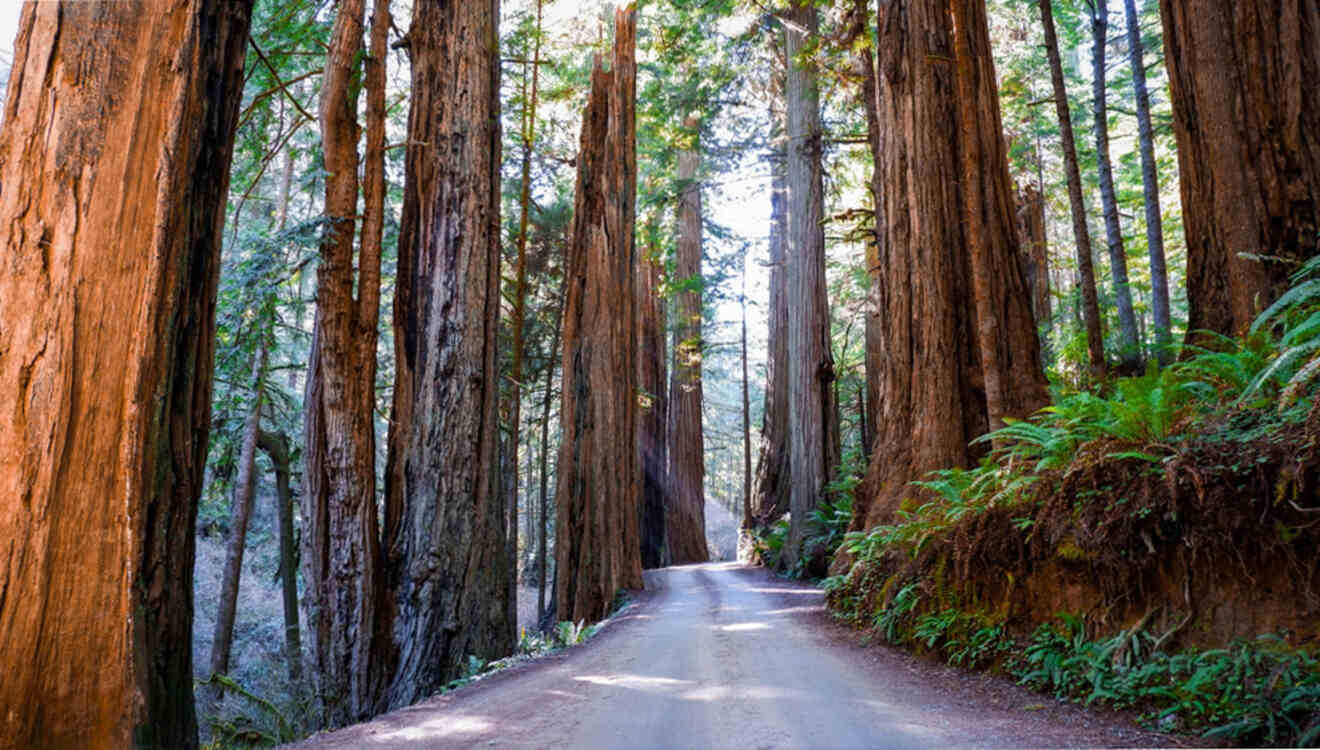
[290,563,1201,749]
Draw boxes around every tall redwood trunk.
[858,39,884,456]
[302,0,389,724]
[555,8,643,624]
[1090,0,1141,371]
[1016,184,1052,353]
[666,118,710,566]
[1041,0,1106,377]
[782,1,836,570]
[1159,0,1320,341]
[846,0,1047,538]
[638,228,670,569]
[1123,0,1172,364]
[537,279,566,620]
[384,0,513,706]
[0,2,251,746]
[257,430,302,683]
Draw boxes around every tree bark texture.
[208,344,269,701]
[847,0,1048,537]
[1159,0,1320,341]
[1016,183,1052,351]
[750,74,790,529]
[256,430,302,684]
[1123,0,1171,364]
[0,2,251,746]
[638,233,670,569]
[302,0,389,724]
[1040,0,1107,377]
[384,0,513,707]
[666,121,710,566]
[782,1,836,570]
[555,7,644,624]
[1090,0,1141,371]
[858,43,885,457]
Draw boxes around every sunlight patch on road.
[574,673,694,692]
[740,586,824,596]
[370,714,492,742]
[715,621,771,632]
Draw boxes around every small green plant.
[873,582,921,644]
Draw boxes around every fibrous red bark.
[555,7,644,624]
[1159,0,1320,341]
[846,0,1047,538]
[0,1,252,745]
[384,0,514,706]
[638,230,670,569]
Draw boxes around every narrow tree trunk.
[384,0,512,706]
[302,0,389,723]
[666,117,710,566]
[638,228,670,569]
[846,0,1048,539]
[858,40,884,457]
[0,2,252,745]
[1090,0,1142,371]
[750,65,791,528]
[1123,0,1172,364]
[555,8,643,624]
[208,343,270,700]
[1041,0,1107,378]
[537,279,566,621]
[740,261,753,533]
[1159,0,1320,341]
[782,1,836,570]
[1016,183,1052,354]
[257,430,302,684]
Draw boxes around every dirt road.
[295,563,1183,749]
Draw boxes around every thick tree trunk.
[0,2,251,746]
[1090,0,1142,371]
[208,344,269,701]
[1123,0,1172,364]
[1159,0,1320,341]
[257,430,302,684]
[1016,183,1052,354]
[782,1,836,570]
[666,118,710,566]
[638,230,670,569]
[302,0,389,724]
[384,0,513,706]
[1041,0,1107,377]
[846,0,1048,538]
[555,8,643,624]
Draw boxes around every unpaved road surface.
[295,563,1190,749]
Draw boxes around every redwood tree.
[384,0,514,706]
[848,0,1048,536]
[666,118,710,565]
[1159,0,1320,341]
[555,7,644,624]
[302,0,390,724]
[639,226,670,569]
[782,0,837,569]
[0,1,251,745]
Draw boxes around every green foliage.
[872,582,921,644]
[1010,618,1320,746]
[196,674,302,749]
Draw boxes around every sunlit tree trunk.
[1016,184,1052,356]
[847,0,1047,537]
[384,0,513,706]
[666,117,710,566]
[302,0,389,723]
[0,2,251,745]
[1041,0,1106,378]
[1090,0,1141,371]
[638,227,670,569]
[782,1,836,570]
[555,8,643,624]
[1159,0,1320,341]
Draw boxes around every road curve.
[293,563,1175,749]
